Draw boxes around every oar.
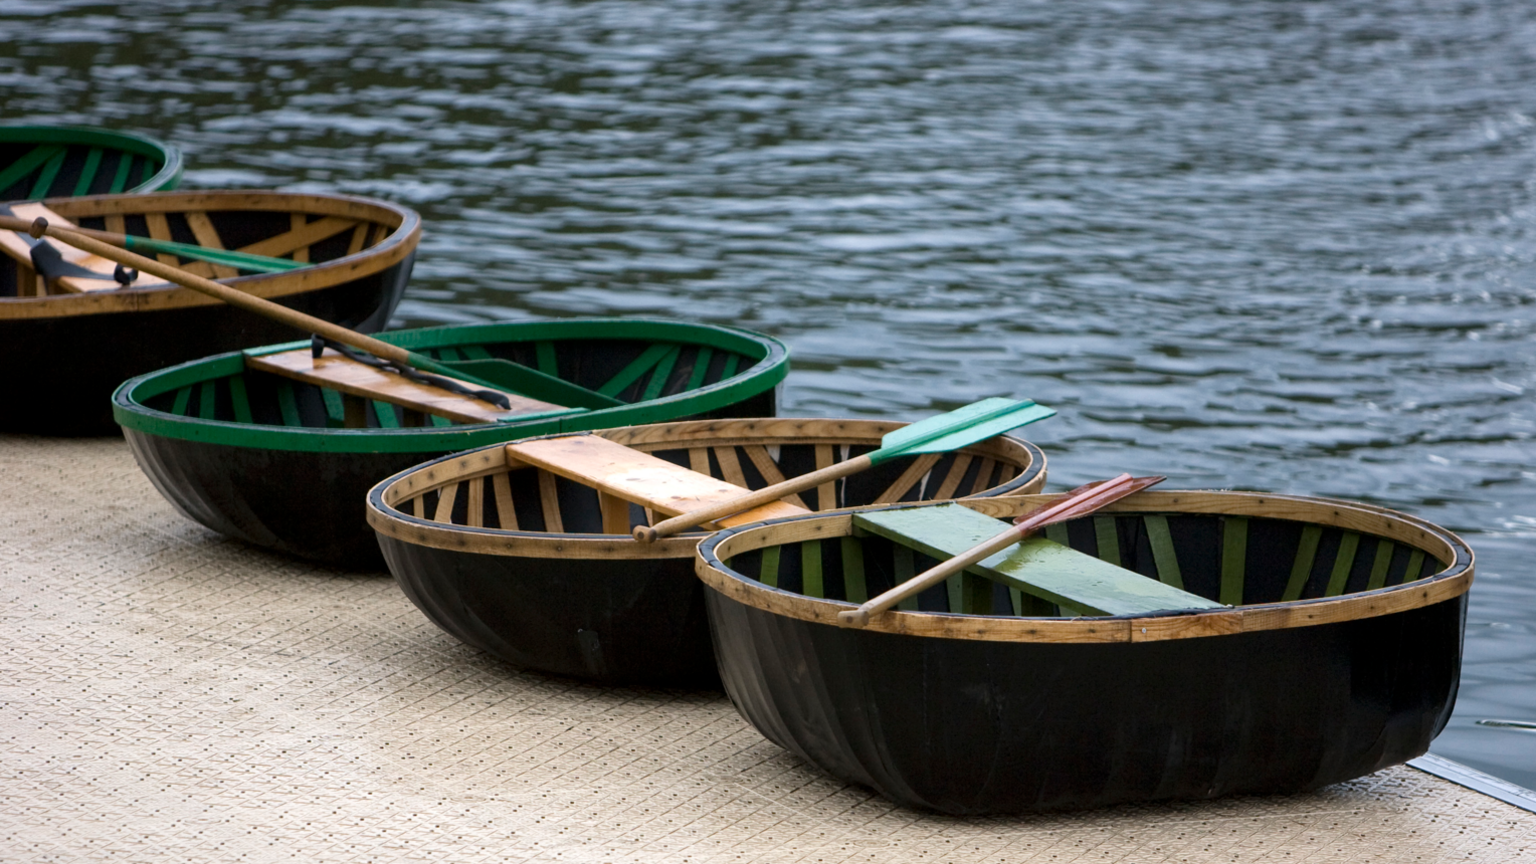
[836,473,1165,628]
[0,214,621,411]
[77,226,308,273]
[632,397,1056,542]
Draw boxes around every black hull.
[127,387,776,570]
[2,255,410,435]
[380,535,720,687]
[706,589,1466,814]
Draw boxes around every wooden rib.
[234,216,356,259]
[433,483,459,524]
[184,211,239,278]
[537,471,564,534]
[1365,538,1394,590]
[688,447,712,477]
[759,546,781,588]
[466,477,485,529]
[246,347,563,424]
[840,537,868,603]
[932,454,972,501]
[492,472,518,530]
[290,214,310,264]
[967,458,997,495]
[1094,516,1122,567]
[599,491,630,535]
[1282,525,1322,601]
[143,213,179,265]
[814,445,837,511]
[801,540,824,598]
[873,453,942,505]
[714,446,748,489]
[346,222,368,255]
[1325,532,1361,597]
[1403,549,1427,583]
[1219,516,1248,606]
[742,445,809,510]
[1144,515,1184,589]
[893,545,919,611]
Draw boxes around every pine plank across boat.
[365,418,1047,687]
[1,190,420,434]
[0,125,182,201]
[695,491,1474,814]
[116,319,790,569]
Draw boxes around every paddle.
[0,214,621,413]
[836,473,1165,628]
[632,397,1056,542]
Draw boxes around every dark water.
[5,0,1535,790]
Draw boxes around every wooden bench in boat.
[505,434,809,534]
[853,503,1224,616]
[246,347,570,425]
[0,202,171,293]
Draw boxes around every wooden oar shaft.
[0,215,412,366]
[633,453,876,542]
[836,474,1155,628]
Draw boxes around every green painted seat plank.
[1144,515,1184,589]
[27,147,67,199]
[1366,538,1394,590]
[802,540,824,599]
[759,545,781,588]
[0,144,62,193]
[1220,516,1248,606]
[1325,532,1361,597]
[640,345,681,402]
[840,537,868,603]
[685,347,714,392]
[71,147,104,197]
[854,503,1222,617]
[597,343,673,398]
[227,375,254,425]
[1282,524,1323,601]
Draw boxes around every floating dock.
[3,435,1534,861]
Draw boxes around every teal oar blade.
[870,397,1055,465]
[405,353,623,410]
[121,235,307,273]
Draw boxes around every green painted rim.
[112,319,789,454]
[0,125,183,195]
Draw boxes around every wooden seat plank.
[0,202,171,292]
[504,435,807,530]
[246,347,568,425]
[852,503,1223,617]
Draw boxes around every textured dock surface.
[2,435,1533,863]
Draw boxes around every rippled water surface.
[5,0,1536,789]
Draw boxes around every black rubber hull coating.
[0,258,410,436]
[380,534,720,687]
[124,388,776,570]
[706,590,1466,814]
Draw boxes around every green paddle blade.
[121,235,307,273]
[871,397,1056,465]
[407,353,624,410]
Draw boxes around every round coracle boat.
[367,418,1047,687]
[116,319,789,568]
[695,491,1473,814]
[1,125,182,200]
[1,190,419,434]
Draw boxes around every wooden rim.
[0,190,420,320]
[365,418,1048,561]
[693,491,1475,643]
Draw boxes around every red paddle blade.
[1012,474,1165,529]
